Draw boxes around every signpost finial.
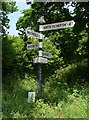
[37,16,45,24]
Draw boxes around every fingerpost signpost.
[36,16,46,95]
[26,0,75,98]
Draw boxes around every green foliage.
[15,2,88,80]
[3,58,88,118]
[72,2,89,33]
[2,75,88,118]
[2,2,89,119]
[2,36,38,80]
[16,2,88,66]
[2,2,18,13]
[28,99,60,118]
[3,75,37,118]
[16,2,71,35]
[2,36,24,76]
[76,31,87,56]
[42,61,87,105]
[63,94,87,118]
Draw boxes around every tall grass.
[2,75,88,118]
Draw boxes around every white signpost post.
[39,20,75,31]
[26,28,45,39]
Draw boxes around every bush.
[63,95,87,118]
[2,68,88,118]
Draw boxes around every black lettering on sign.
[63,23,66,26]
[69,22,72,26]
[44,25,51,29]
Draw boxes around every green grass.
[2,74,88,118]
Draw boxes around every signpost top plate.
[37,16,45,24]
[39,20,75,31]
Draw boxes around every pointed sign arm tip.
[72,20,75,26]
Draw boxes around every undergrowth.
[2,76,88,118]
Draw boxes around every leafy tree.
[2,2,88,118]
[16,2,71,76]
[16,2,88,84]
[2,36,37,83]
[16,2,71,35]
[2,1,18,79]
[71,2,89,82]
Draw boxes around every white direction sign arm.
[33,57,48,63]
[26,43,38,50]
[42,51,52,59]
[39,20,75,31]
[26,28,45,39]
